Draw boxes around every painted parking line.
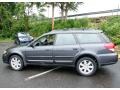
[24,67,61,81]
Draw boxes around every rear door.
[53,33,80,64]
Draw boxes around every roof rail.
[51,28,102,32]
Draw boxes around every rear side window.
[76,34,103,44]
[55,34,76,45]
[101,33,110,43]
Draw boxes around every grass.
[0,38,13,42]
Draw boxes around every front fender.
[8,51,27,66]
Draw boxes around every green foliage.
[54,18,89,29]
[24,16,120,45]
[28,18,89,37]
[1,2,120,45]
[99,16,120,44]
[0,2,15,38]
[29,21,51,37]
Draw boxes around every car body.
[3,29,118,76]
[14,32,34,45]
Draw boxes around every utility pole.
[52,3,54,31]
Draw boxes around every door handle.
[73,48,78,50]
[45,49,51,51]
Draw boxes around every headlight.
[3,50,7,54]
[19,38,24,41]
[30,36,33,40]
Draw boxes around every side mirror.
[33,42,41,46]
[29,44,34,48]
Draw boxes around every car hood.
[6,45,27,52]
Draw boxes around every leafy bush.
[1,15,120,45]
[99,16,120,44]
[29,18,90,37]
[29,21,51,37]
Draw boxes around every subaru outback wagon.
[2,29,118,76]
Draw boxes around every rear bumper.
[98,53,118,66]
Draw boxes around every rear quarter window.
[100,33,111,43]
[76,33,103,44]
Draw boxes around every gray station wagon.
[2,29,118,76]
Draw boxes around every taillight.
[104,43,115,52]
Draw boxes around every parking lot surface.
[0,42,120,88]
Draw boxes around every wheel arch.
[8,53,27,66]
[74,54,99,68]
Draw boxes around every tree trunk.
[65,9,68,20]
[65,3,68,20]
[61,9,64,20]
[60,3,64,20]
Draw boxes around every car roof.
[46,29,103,35]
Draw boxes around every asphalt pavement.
[0,42,120,88]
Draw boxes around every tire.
[9,55,24,71]
[76,57,97,76]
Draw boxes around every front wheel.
[9,55,24,71]
[76,57,97,76]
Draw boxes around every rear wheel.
[76,57,97,76]
[9,55,24,71]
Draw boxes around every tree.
[57,2,66,20]
[58,2,83,20]
[0,2,16,36]
[34,2,58,30]
[33,2,46,19]
[15,2,46,31]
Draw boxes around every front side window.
[76,34,102,43]
[34,34,55,46]
[55,34,76,45]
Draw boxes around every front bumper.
[2,53,9,64]
[98,53,118,66]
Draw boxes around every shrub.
[99,16,120,44]
[1,16,120,45]
[29,18,90,37]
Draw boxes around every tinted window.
[76,34,102,43]
[55,34,76,45]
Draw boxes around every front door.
[25,34,55,63]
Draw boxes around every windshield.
[19,36,29,38]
